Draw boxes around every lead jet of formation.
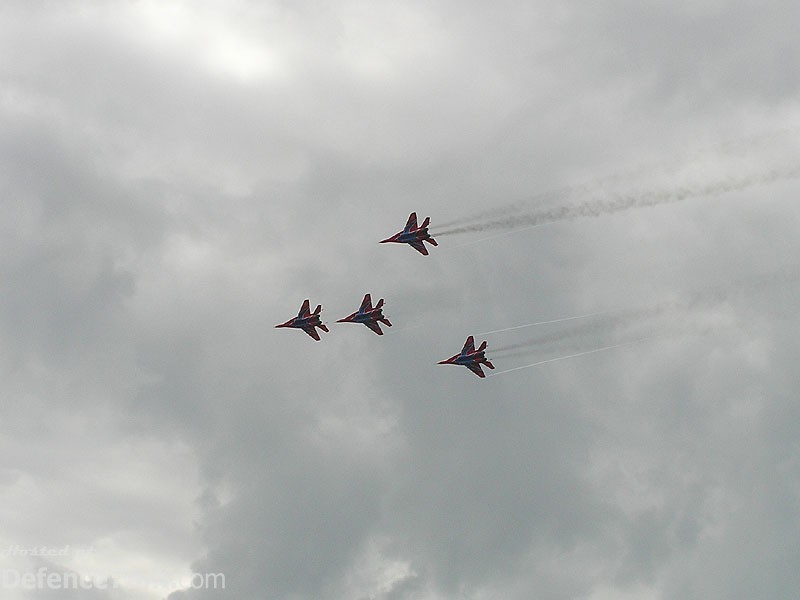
[438,335,495,378]
[337,293,393,336]
[275,299,330,341]
[379,212,438,255]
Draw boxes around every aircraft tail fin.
[478,340,487,352]
[314,304,322,315]
[421,216,430,229]
[376,298,384,309]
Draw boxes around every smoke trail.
[494,343,582,361]
[435,191,569,230]
[483,263,800,357]
[434,127,800,234]
[492,333,665,360]
[490,320,723,360]
[477,309,615,336]
[435,199,537,230]
[489,301,683,353]
[433,164,800,237]
[488,335,665,377]
[445,223,556,249]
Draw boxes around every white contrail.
[386,322,425,334]
[434,164,800,237]
[488,303,678,353]
[485,264,800,356]
[445,221,561,249]
[434,127,800,236]
[477,309,614,336]
[488,335,664,377]
[435,198,537,230]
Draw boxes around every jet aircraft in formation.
[438,335,495,378]
[277,212,494,377]
[275,299,329,341]
[380,212,438,255]
[337,294,393,335]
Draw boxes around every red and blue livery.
[438,335,495,378]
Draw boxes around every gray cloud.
[1,2,799,600]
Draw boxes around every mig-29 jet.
[275,299,329,341]
[337,293,393,336]
[379,212,438,255]
[438,335,495,378]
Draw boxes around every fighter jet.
[379,212,438,255]
[275,299,329,341]
[337,293,393,336]
[438,335,495,378]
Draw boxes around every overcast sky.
[1,1,799,599]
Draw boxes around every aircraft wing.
[302,325,321,341]
[364,320,384,336]
[409,240,429,255]
[466,363,486,378]
[461,335,475,356]
[298,299,311,318]
[404,212,418,232]
[360,294,372,312]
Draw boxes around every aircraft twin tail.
[276,295,394,340]
[380,212,438,256]
[438,335,496,378]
